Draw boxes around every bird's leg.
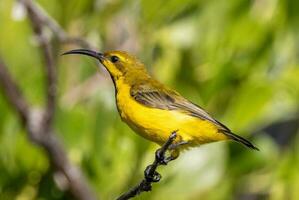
[156,133,188,165]
[159,140,188,164]
[153,131,177,165]
[164,149,180,164]
[155,148,168,165]
[156,147,181,165]
[169,141,189,150]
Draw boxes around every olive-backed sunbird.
[63,49,259,160]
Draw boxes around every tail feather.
[224,131,259,151]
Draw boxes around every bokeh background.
[1,0,299,199]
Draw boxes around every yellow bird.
[63,49,258,161]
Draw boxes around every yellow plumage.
[116,79,227,148]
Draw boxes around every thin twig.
[117,132,177,200]
[19,0,102,125]
[0,59,29,124]
[38,130,97,200]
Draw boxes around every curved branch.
[21,0,57,131]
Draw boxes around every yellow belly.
[116,83,228,147]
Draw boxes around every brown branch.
[117,132,177,200]
[0,1,98,199]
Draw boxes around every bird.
[62,49,259,161]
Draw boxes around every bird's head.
[62,49,148,80]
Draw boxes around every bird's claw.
[144,165,161,182]
[155,148,174,165]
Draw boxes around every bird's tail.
[224,131,259,151]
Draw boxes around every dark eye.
[110,56,119,63]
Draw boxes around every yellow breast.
[115,80,228,146]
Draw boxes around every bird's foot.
[155,148,176,165]
[144,164,161,182]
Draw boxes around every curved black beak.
[62,49,104,61]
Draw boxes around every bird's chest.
[115,83,165,141]
[115,82,143,125]
[115,85,133,120]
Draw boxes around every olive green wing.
[130,83,259,150]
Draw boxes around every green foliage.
[1,0,299,199]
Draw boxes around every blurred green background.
[1,0,299,199]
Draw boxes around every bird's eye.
[110,56,119,63]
